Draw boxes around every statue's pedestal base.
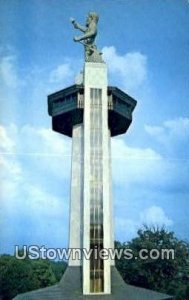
[14,266,172,300]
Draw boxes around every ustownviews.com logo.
[14,245,175,261]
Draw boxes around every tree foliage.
[50,260,67,281]
[0,254,66,300]
[115,226,189,300]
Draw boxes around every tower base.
[14,266,173,300]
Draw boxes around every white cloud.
[145,117,189,157]
[1,179,69,250]
[112,138,161,160]
[17,125,71,181]
[0,157,22,201]
[164,118,189,140]
[140,205,173,227]
[144,125,164,137]
[145,117,189,142]
[0,124,71,252]
[115,206,173,241]
[49,62,73,83]
[0,124,15,152]
[0,124,71,179]
[111,117,189,189]
[112,137,163,186]
[0,55,21,88]
[28,185,67,218]
[112,132,188,242]
[0,125,22,200]
[18,125,71,156]
[47,57,83,92]
[115,217,139,241]
[102,46,147,90]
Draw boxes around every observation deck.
[48,84,137,137]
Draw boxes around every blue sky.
[0,0,189,254]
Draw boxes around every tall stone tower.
[48,12,136,295]
[14,12,172,300]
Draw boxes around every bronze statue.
[71,12,102,62]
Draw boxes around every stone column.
[68,123,84,266]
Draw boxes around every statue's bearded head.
[86,12,99,26]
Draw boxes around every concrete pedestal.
[14,266,173,300]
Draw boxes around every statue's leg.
[85,45,92,62]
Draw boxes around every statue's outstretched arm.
[71,19,86,33]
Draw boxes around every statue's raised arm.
[71,19,86,34]
[70,12,103,63]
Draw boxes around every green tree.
[0,254,57,300]
[115,226,189,300]
[31,259,57,289]
[50,260,67,281]
[0,255,33,300]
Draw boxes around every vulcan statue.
[71,12,103,62]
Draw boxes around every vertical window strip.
[89,88,104,293]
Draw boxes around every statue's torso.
[85,22,97,45]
